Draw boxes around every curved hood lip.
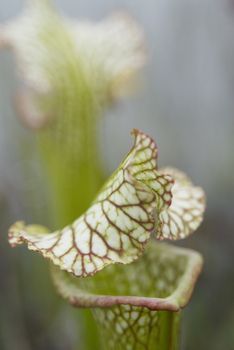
[52,242,203,311]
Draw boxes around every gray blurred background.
[0,0,234,349]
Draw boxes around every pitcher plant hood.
[9,130,206,277]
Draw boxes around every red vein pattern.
[157,167,206,240]
[93,305,160,350]
[8,130,173,277]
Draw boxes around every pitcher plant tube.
[8,130,206,349]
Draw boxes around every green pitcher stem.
[93,306,181,350]
[38,120,104,227]
[37,58,105,227]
